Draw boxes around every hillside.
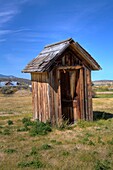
[1,74,113,86]
[0,74,31,85]
[0,74,16,78]
[93,80,113,86]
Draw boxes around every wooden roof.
[22,38,101,73]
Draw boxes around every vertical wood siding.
[31,73,50,122]
[79,68,85,120]
[31,71,62,124]
[48,69,62,125]
[86,69,93,120]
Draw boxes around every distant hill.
[0,74,16,78]
[93,80,113,86]
[0,74,31,85]
[0,74,113,86]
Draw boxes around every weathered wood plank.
[32,82,35,119]
[57,71,62,124]
[80,68,85,120]
[87,69,93,120]
[58,65,82,70]
[33,81,38,119]
[84,68,88,120]
[76,70,81,120]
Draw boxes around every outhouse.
[22,38,101,124]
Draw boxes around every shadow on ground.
[93,111,113,121]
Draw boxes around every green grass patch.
[62,151,70,157]
[30,146,38,155]
[77,120,94,128]
[7,120,13,125]
[95,94,113,98]
[18,160,44,168]
[94,159,111,170]
[17,126,29,132]
[29,120,52,136]
[2,128,11,135]
[4,148,17,154]
[41,144,52,150]
[50,139,62,145]
[22,117,33,126]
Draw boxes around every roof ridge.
[45,38,74,48]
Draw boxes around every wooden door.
[60,70,80,123]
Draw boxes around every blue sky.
[0,0,113,80]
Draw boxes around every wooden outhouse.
[22,38,101,124]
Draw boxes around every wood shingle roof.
[22,38,101,73]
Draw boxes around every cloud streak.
[0,27,34,45]
[0,28,32,36]
[0,0,50,27]
[0,0,34,27]
[0,3,19,27]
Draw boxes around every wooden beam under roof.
[57,65,82,70]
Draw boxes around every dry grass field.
[0,93,113,170]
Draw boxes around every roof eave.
[71,42,101,71]
[22,70,46,73]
